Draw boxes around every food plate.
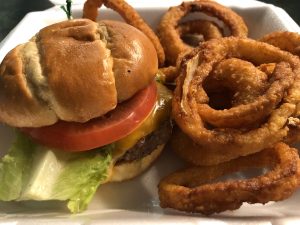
[0,0,300,224]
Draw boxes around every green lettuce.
[0,132,112,213]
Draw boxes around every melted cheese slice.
[112,82,172,161]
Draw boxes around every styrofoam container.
[0,0,300,224]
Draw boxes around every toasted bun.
[109,144,165,182]
[0,19,158,127]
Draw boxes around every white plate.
[1,0,300,224]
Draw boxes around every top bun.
[0,19,158,127]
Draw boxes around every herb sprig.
[61,0,73,20]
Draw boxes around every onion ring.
[159,20,223,83]
[260,31,300,57]
[83,0,165,66]
[176,19,223,48]
[159,142,300,215]
[173,37,300,164]
[158,0,248,65]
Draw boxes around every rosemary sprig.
[61,0,73,20]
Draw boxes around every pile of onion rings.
[159,36,300,213]
[83,0,165,66]
[172,37,300,165]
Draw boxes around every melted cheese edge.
[111,82,172,162]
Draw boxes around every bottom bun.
[109,144,165,182]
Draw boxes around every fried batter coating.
[173,37,300,164]
[158,0,248,65]
[260,31,300,57]
[159,143,300,215]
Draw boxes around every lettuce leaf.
[0,132,112,213]
[0,132,34,201]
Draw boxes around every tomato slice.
[21,81,157,151]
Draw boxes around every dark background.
[0,0,299,42]
[262,0,299,24]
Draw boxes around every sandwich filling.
[116,120,172,165]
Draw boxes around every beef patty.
[116,120,172,165]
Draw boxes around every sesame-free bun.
[0,19,158,127]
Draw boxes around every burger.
[0,19,172,212]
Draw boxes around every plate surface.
[0,0,300,224]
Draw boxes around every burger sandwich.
[0,19,172,213]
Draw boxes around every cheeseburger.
[0,19,172,212]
